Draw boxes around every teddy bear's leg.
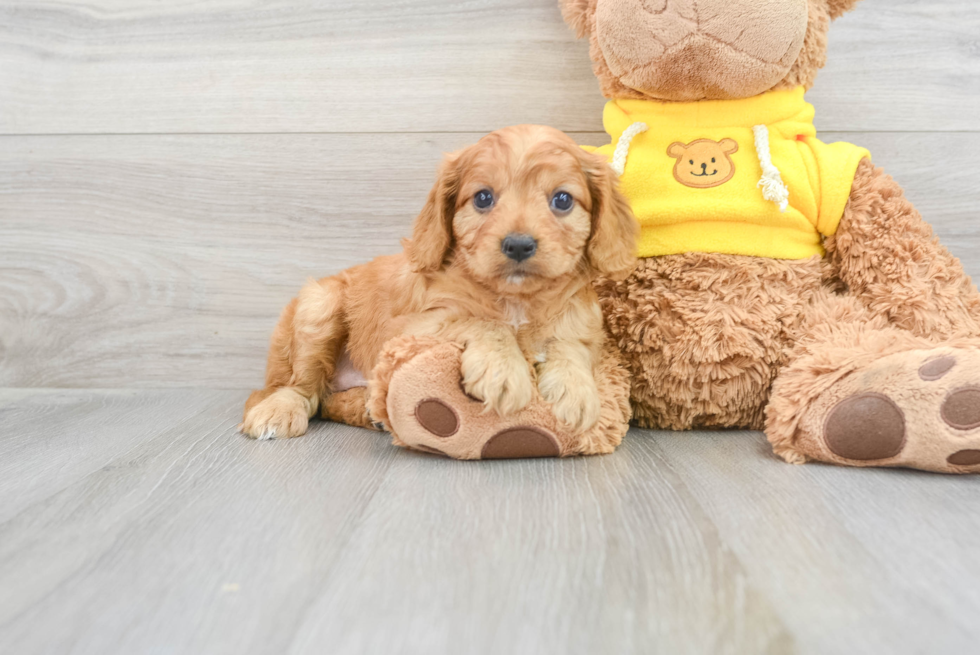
[596,254,824,431]
[767,292,980,474]
[827,158,980,339]
[366,336,631,460]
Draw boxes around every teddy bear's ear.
[667,143,688,159]
[826,0,863,20]
[559,0,595,38]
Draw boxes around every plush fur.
[242,125,637,455]
[564,0,842,101]
[367,337,631,459]
[565,0,980,473]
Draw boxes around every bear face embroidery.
[667,139,739,189]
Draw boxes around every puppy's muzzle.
[501,234,538,263]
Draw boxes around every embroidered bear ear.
[667,143,688,159]
[719,139,739,155]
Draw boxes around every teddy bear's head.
[560,0,862,102]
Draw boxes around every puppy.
[241,125,637,440]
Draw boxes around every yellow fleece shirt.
[587,87,870,259]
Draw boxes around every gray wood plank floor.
[3,0,980,652]
[2,388,979,655]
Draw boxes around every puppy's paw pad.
[481,427,561,459]
[414,398,460,437]
[823,392,906,461]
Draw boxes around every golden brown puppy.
[241,125,637,440]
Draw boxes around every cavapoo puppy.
[241,125,637,441]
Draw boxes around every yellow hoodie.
[587,87,870,260]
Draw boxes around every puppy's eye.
[690,160,694,165]
[711,157,716,163]
[550,191,574,213]
[473,189,494,211]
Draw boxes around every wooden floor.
[2,1,980,653]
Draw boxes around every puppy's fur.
[241,125,637,440]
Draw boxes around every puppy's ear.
[404,153,460,272]
[719,138,739,155]
[582,151,638,281]
[559,0,595,38]
[826,0,862,20]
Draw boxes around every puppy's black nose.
[501,234,538,262]
[701,162,708,171]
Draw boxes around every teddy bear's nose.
[701,162,708,171]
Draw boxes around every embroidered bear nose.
[701,162,708,171]
[501,234,537,262]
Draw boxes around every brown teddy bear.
[560,0,980,473]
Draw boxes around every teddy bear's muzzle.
[594,0,809,101]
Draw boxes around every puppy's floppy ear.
[826,0,863,20]
[581,150,638,281]
[559,0,595,38]
[404,152,460,272]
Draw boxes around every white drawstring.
[753,125,790,212]
[611,122,649,176]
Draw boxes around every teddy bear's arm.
[825,158,980,339]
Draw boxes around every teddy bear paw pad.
[823,393,906,461]
[940,387,980,430]
[383,341,575,460]
[918,356,957,381]
[790,347,980,473]
[481,427,561,459]
[414,399,459,437]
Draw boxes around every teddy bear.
[558,0,980,473]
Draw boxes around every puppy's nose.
[501,234,538,262]
[701,162,708,171]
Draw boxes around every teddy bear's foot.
[367,336,631,460]
[771,344,980,474]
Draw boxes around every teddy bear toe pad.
[940,387,980,430]
[800,348,980,473]
[414,399,459,437]
[480,427,561,459]
[918,356,957,381]
[823,393,906,461]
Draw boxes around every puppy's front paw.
[460,343,534,417]
[240,388,313,440]
[537,365,601,434]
